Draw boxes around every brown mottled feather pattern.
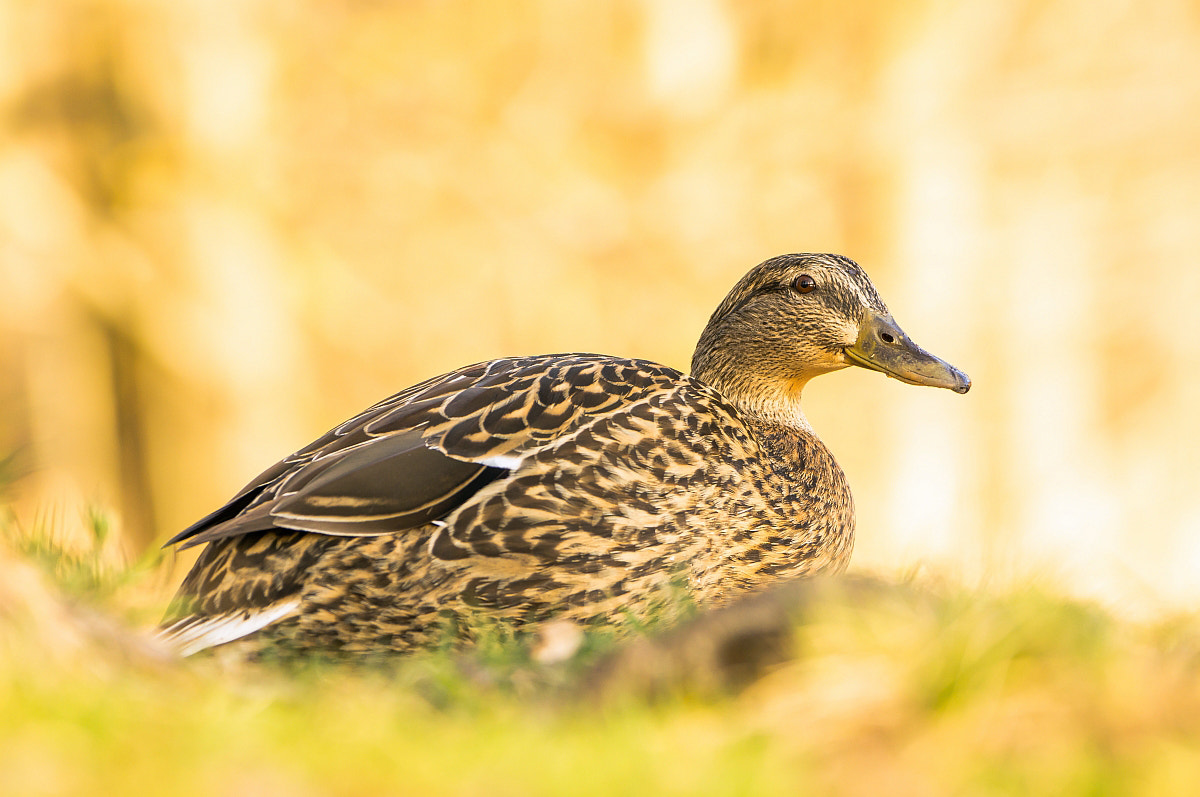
[160,253,966,657]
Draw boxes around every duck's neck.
[691,357,816,431]
[690,321,846,431]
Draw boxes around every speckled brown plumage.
[160,253,969,657]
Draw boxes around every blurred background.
[1,0,1197,617]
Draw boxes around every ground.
[3,514,1200,797]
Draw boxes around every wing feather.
[166,354,685,549]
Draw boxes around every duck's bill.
[844,310,971,394]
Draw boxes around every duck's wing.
[166,354,685,549]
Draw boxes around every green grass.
[4,510,1200,796]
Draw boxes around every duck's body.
[162,254,968,657]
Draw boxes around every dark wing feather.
[167,354,684,549]
[178,431,508,545]
[270,431,505,535]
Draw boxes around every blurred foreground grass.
[4,508,1200,797]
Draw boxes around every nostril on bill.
[880,332,895,344]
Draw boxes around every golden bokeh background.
[2,0,1197,615]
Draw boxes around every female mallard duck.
[161,253,969,656]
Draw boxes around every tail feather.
[157,599,301,656]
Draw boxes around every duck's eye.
[792,274,817,294]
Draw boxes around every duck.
[159,253,969,657]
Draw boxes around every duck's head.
[691,253,970,422]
